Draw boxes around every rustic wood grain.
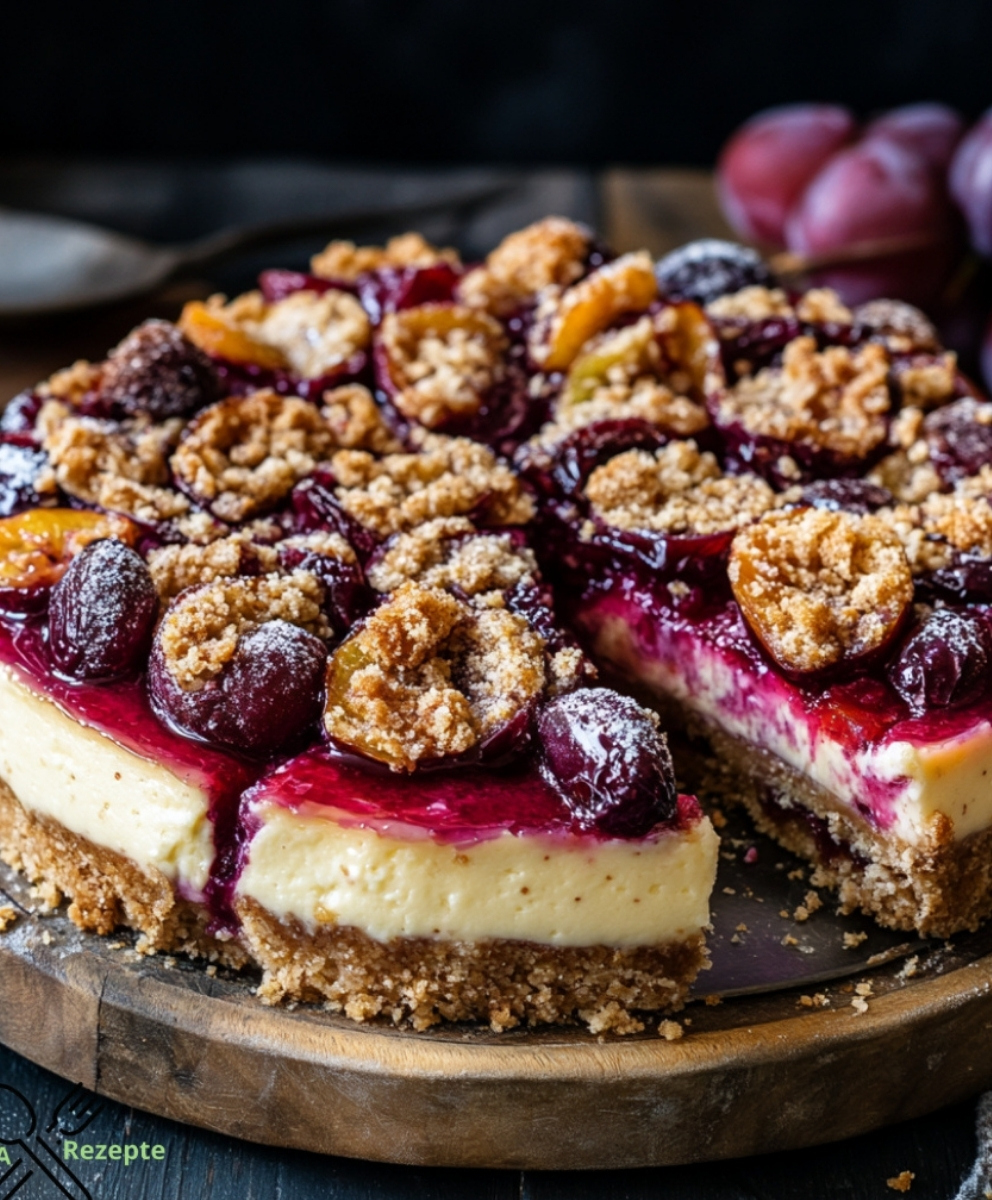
[1,859,991,1172]
[602,168,735,256]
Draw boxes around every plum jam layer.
[576,581,992,847]
[235,749,716,948]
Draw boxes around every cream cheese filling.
[0,665,214,894]
[593,614,992,846]
[237,799,718,947]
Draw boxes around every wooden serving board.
[3,852,992,1171]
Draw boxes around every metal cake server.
[0,182,512,319]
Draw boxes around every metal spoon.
[0,182,513,319]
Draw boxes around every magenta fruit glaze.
[240,745,702,849]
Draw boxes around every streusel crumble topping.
[41,406,189,521]
[367,518,536,597]
[895,354,958,409]
[324,581,545,771]
[729,508,914,673]
[320,384,400,454]
[246,290,371,379]
[719,337,891,459]
[158,571,328,691]
[585,441,775,535]
[331,434,534,536]
[310,232,459,282]
[877,473,992,574]
[171,391,338,522]
[707,286,795,323]
[379,304,508,427]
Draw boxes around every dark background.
[3,0,991,166]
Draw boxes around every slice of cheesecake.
[234,748,716,1033]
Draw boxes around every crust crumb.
[886,1171,914,1193]
[0,905,18,932]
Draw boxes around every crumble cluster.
[729,508,914,673]
[184,289,371,378]
[585,441,776,535]
[367,518,536,598]
[321,384,400,454]
[158,571,328,691]
[331,433,534,536]
[147,533,279,601]
[877,471,992,574]
[457,216,591,316]
[378,304,507,427]
[171,391,339,522]
[894,353,958,409]
[719,337,891,460]
[40,404,190,521]
[324,581,545,771]
[706,286,852,326]
[311,232,459,281]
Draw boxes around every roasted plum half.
[536,688,678,837]
[49,539,158,681]
[710,335,893,487]
[0,509,137,618]
[149,574,329,756]
[888,607,992,716]
[729,507,913,678]
[323,582,544,773]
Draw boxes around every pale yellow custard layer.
[236,798,718,947]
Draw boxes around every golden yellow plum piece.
[0,509,137,591]
[323,638,408,770]
[562,319,657,407]
[538,251,658,373]
[178,301,289,370]
[655,301,721,397]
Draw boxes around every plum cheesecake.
[4,217,992,1029]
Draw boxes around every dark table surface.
[0,161,986,1200]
